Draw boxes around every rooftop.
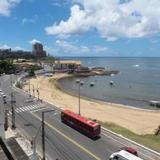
[55,60,81,65]
[63,110,99,127]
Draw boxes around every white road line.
[101,132,156,160]
[14,103,42,113]
[31,104,41,109]
[16,108,24,113]
[35,104,42,108]
[21,107,28,111]
[30,107,46,113]
[20,105,28,110]
[27,105,35,110]
[16,108,22,113]
[24,105,38,110]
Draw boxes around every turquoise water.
[59,57,160,109]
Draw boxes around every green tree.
[28,67,35,77]
[0,60,16,74]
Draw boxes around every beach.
[23,73,160,135]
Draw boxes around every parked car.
[24,98,33,103]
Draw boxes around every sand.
[23,73,160,135]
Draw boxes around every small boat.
[109,81,114,85]
[76,79,80,83]
[149,100,160,108]
[90,82,95,86]
[80,81,84,85]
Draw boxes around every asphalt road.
[0,74,159,160]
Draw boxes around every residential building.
[32,42,46,57]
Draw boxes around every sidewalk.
[5,127,41,160]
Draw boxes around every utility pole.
[10,74,12,88]
[10,74,16,129]
[42,112,45,160]
[78,83,80,115]
[29,79,31,97]
[41,110,54,160]
[30,124,42,160]
[77,80,84,115]
[31,84,35,97]
[33,85,35,97]
[37,89,39,101]
[31,136,38,160]
[3,97,8,131]
[0,95,5,139]
[11,92,16,129]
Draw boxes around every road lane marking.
[31,107,49,113]
[31,112,101,160]
[102,132,156,160]
[14,103,44,113]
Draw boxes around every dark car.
[121,147,138,156]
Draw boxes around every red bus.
[61,110,101,138]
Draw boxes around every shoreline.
[23,73,160,135]
[56,76,159,112]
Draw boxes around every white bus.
[109,150,143,160]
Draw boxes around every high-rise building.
[32,42,46,57]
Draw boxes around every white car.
[109,150,143,160]
[24,98,33,103]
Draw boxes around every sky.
[0,0,160,57]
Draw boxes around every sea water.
[58,57,160,109]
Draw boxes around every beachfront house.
[54,60,81,71]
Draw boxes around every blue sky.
[0,0,160,57]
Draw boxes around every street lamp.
[76,80,84,115]
[30,84,35,97]
[41,110,55,160]
[0,93,9,132]
[3,96,8,131]
[37,88,40,101]
[28,79,31,97]
[30,124,42,160]
[0,94,5,138]
[11,92,16,129]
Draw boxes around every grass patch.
[102,122,160,152]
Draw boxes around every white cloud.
[44,45,58,55]
[13,46,24,50]
[51,0,70,7]
[0,0,21,16]
[45,5,92,37]
[56,39,82,53]
[22,15,38,24]
[0,44,24,50]
[45,0,160,40]
[55,39,107,54]
[0,44,10,49]
[29,39,41,44]
[94,45,108,53]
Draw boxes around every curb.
[102,127,160,157]
[15,74,160,158]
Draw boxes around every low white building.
[54,60,81,70]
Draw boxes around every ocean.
[58,57,160,110]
